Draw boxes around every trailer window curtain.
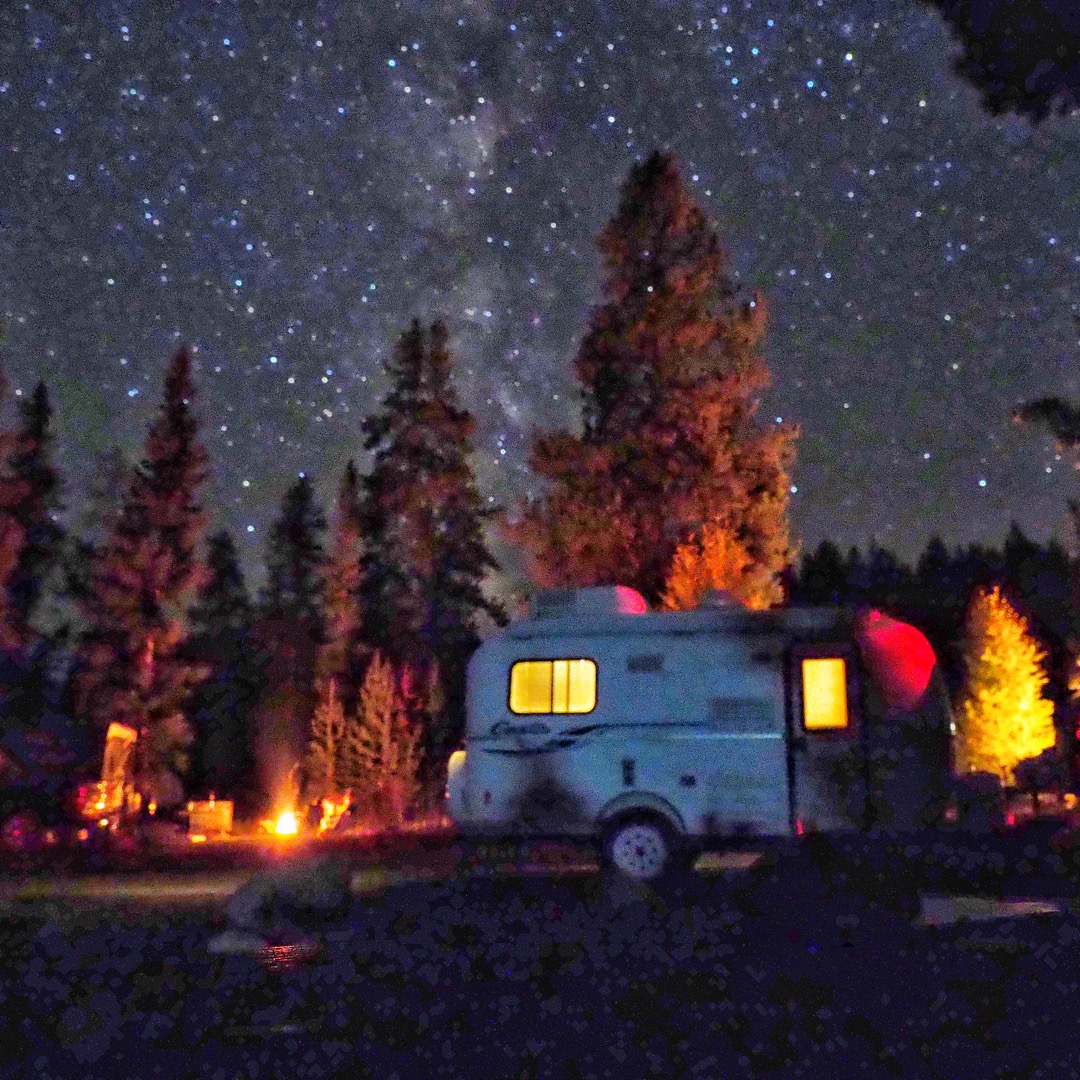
[509,659,596,714]
[801,657,849,730]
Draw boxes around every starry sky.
[2,0,1080,588]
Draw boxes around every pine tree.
[0,362,29,651]
[315,461,364,702]
[955,585,1057,785]
[361,320,503,756]
[7,381,63,637]
[795,539,849,605]
[507,151,797,605]
[252,474,326,809]
[660,519,778,611]
[74,347,210,807]
[305,675,347,803]
[186,529,262,809]
[348,652,423,828]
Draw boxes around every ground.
[2,829,1080,1078]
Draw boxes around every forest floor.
[3,831,1080,1079]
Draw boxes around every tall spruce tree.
[0,361,30,651]
[361,319,503,755]
[253,474,325,808]
[8,381,63,638]
[507,151,797,605]
[74,347,210,807]
[186,529,262,810]
[315,460,364,704]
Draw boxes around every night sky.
[2,0,1079,587]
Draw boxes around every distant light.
[790,485,798,493]
[247,525,255,532]
[751,46,759,55]
[223,38,230,45]
[127,389,138,397]
[235,278,243,286]
[978,479,987,488]
[806,80,815,89]
[387,58,396,67]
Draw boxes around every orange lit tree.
[507,151,797,606]
[955,585,1056,784]
[75,347,210,807]
[306,675,347,803]
[347,652,423,828]
[660,518,785,611]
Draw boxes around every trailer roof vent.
[528,585,648,619]
[697,589,745,610]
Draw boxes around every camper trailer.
[446,586,954,881]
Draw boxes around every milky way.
[2,0,1079,584]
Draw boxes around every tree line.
[4,148,1074,819]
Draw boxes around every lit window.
[510,659,596,714]
[801,657,849,730]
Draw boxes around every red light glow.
[856,610,937,710]
[614,586,648,614]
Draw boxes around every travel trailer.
[446,586,954,880]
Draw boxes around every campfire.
[274,808,299,836]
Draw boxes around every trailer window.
[509,659,596,714]
[801,657,849,730]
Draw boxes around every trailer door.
[787,644,867,833]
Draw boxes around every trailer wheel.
[602,813,685,883]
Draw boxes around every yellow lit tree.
[955,585,1056,784]
[659,519,782,611]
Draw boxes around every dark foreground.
[3,832,1080,1080]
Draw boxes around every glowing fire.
[319,792,351,833]
[274,809,298,836]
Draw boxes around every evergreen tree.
[315,460,364,703]
[186,529,262,810]
[73,347,210,807]
[305,675,348,804]
[507,151,797,605]
[660,519,777,610]
[0,362,29,651]
[795,539,849,605]
[361,320,503,756]
[252,474,326,809]
[350,652,423,828]
[7,381,63,638]
[955,585,1057,784]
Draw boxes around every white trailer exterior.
[446,586,953,879]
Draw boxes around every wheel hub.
[612,822,668,879]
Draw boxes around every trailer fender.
[597,792,686,837]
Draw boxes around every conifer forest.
[2,152,1078,827]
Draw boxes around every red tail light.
[1006,812,1015,827]
[796,818,804,836]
